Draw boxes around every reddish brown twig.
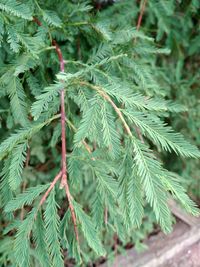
[136,0,148,31]
[134,0,147,142]
[33,16,42,26]
[52,40,67,188]
[52,39,79,244]
[32,17,79,244]
[64,183,79,244]
[39,171,62,207]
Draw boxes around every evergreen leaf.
[161,172,200,216]
[42,10,62,27]
[8,77,28,126]
[7,26,20,52]
[131,139,172,233]
[124,110,200,158]
[33,212,51,266]
[0,116,58,160]
[0,0,32,20]
[127,170,144,228]
[100,103,121,158]
[14,208,37,267]
[5,183,50,212]
[31,84,62,120]
[74,96,100,144]
[73,200,106,256]
[8,142,27,190]
[0,158,13,211]
[44,190,64,267]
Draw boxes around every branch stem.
[52,40,79,244]
[136,0,148,31]
[64,183,80,244]
[134,0,147,142]
[52,40,67,188]
[39,171,62,207]
[33,18,79,244]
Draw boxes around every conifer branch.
[65,118,93,155]
[32,18,80,245]
[136,0,148,31]
[64,183,80,245]
[53,39,80,245]
[20,147,30,220]
[134,0,147,143]
[79,81,133,137]
[52,39,67,188]
[39,171,62,207]
[2,3,199,265]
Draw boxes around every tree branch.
[136,0,148,31]
[65,118,94,156]
[52,40,67,188]
[134,0,147,142]
[39,171,62,207]
[64,183,80,244]
[20,146,30,220]
[33,18,80,245]
[79,81,133,138]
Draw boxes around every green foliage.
[8,142,28,190]
[0,0,33,20]
[5,183,49,212]
[44,190,64,267]
[33,212,51,266]
[0,0,199,266]
[73,200,106,256]
[14,208,37,267]
[123,110,200,157]
[127,170,144,228]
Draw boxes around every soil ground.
[165,241,200,267]
[101,221,200,267]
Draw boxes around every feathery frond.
[74,200,106,256]
[0,0,32,20]
[44,190,64,267]
[5,183,50,212]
